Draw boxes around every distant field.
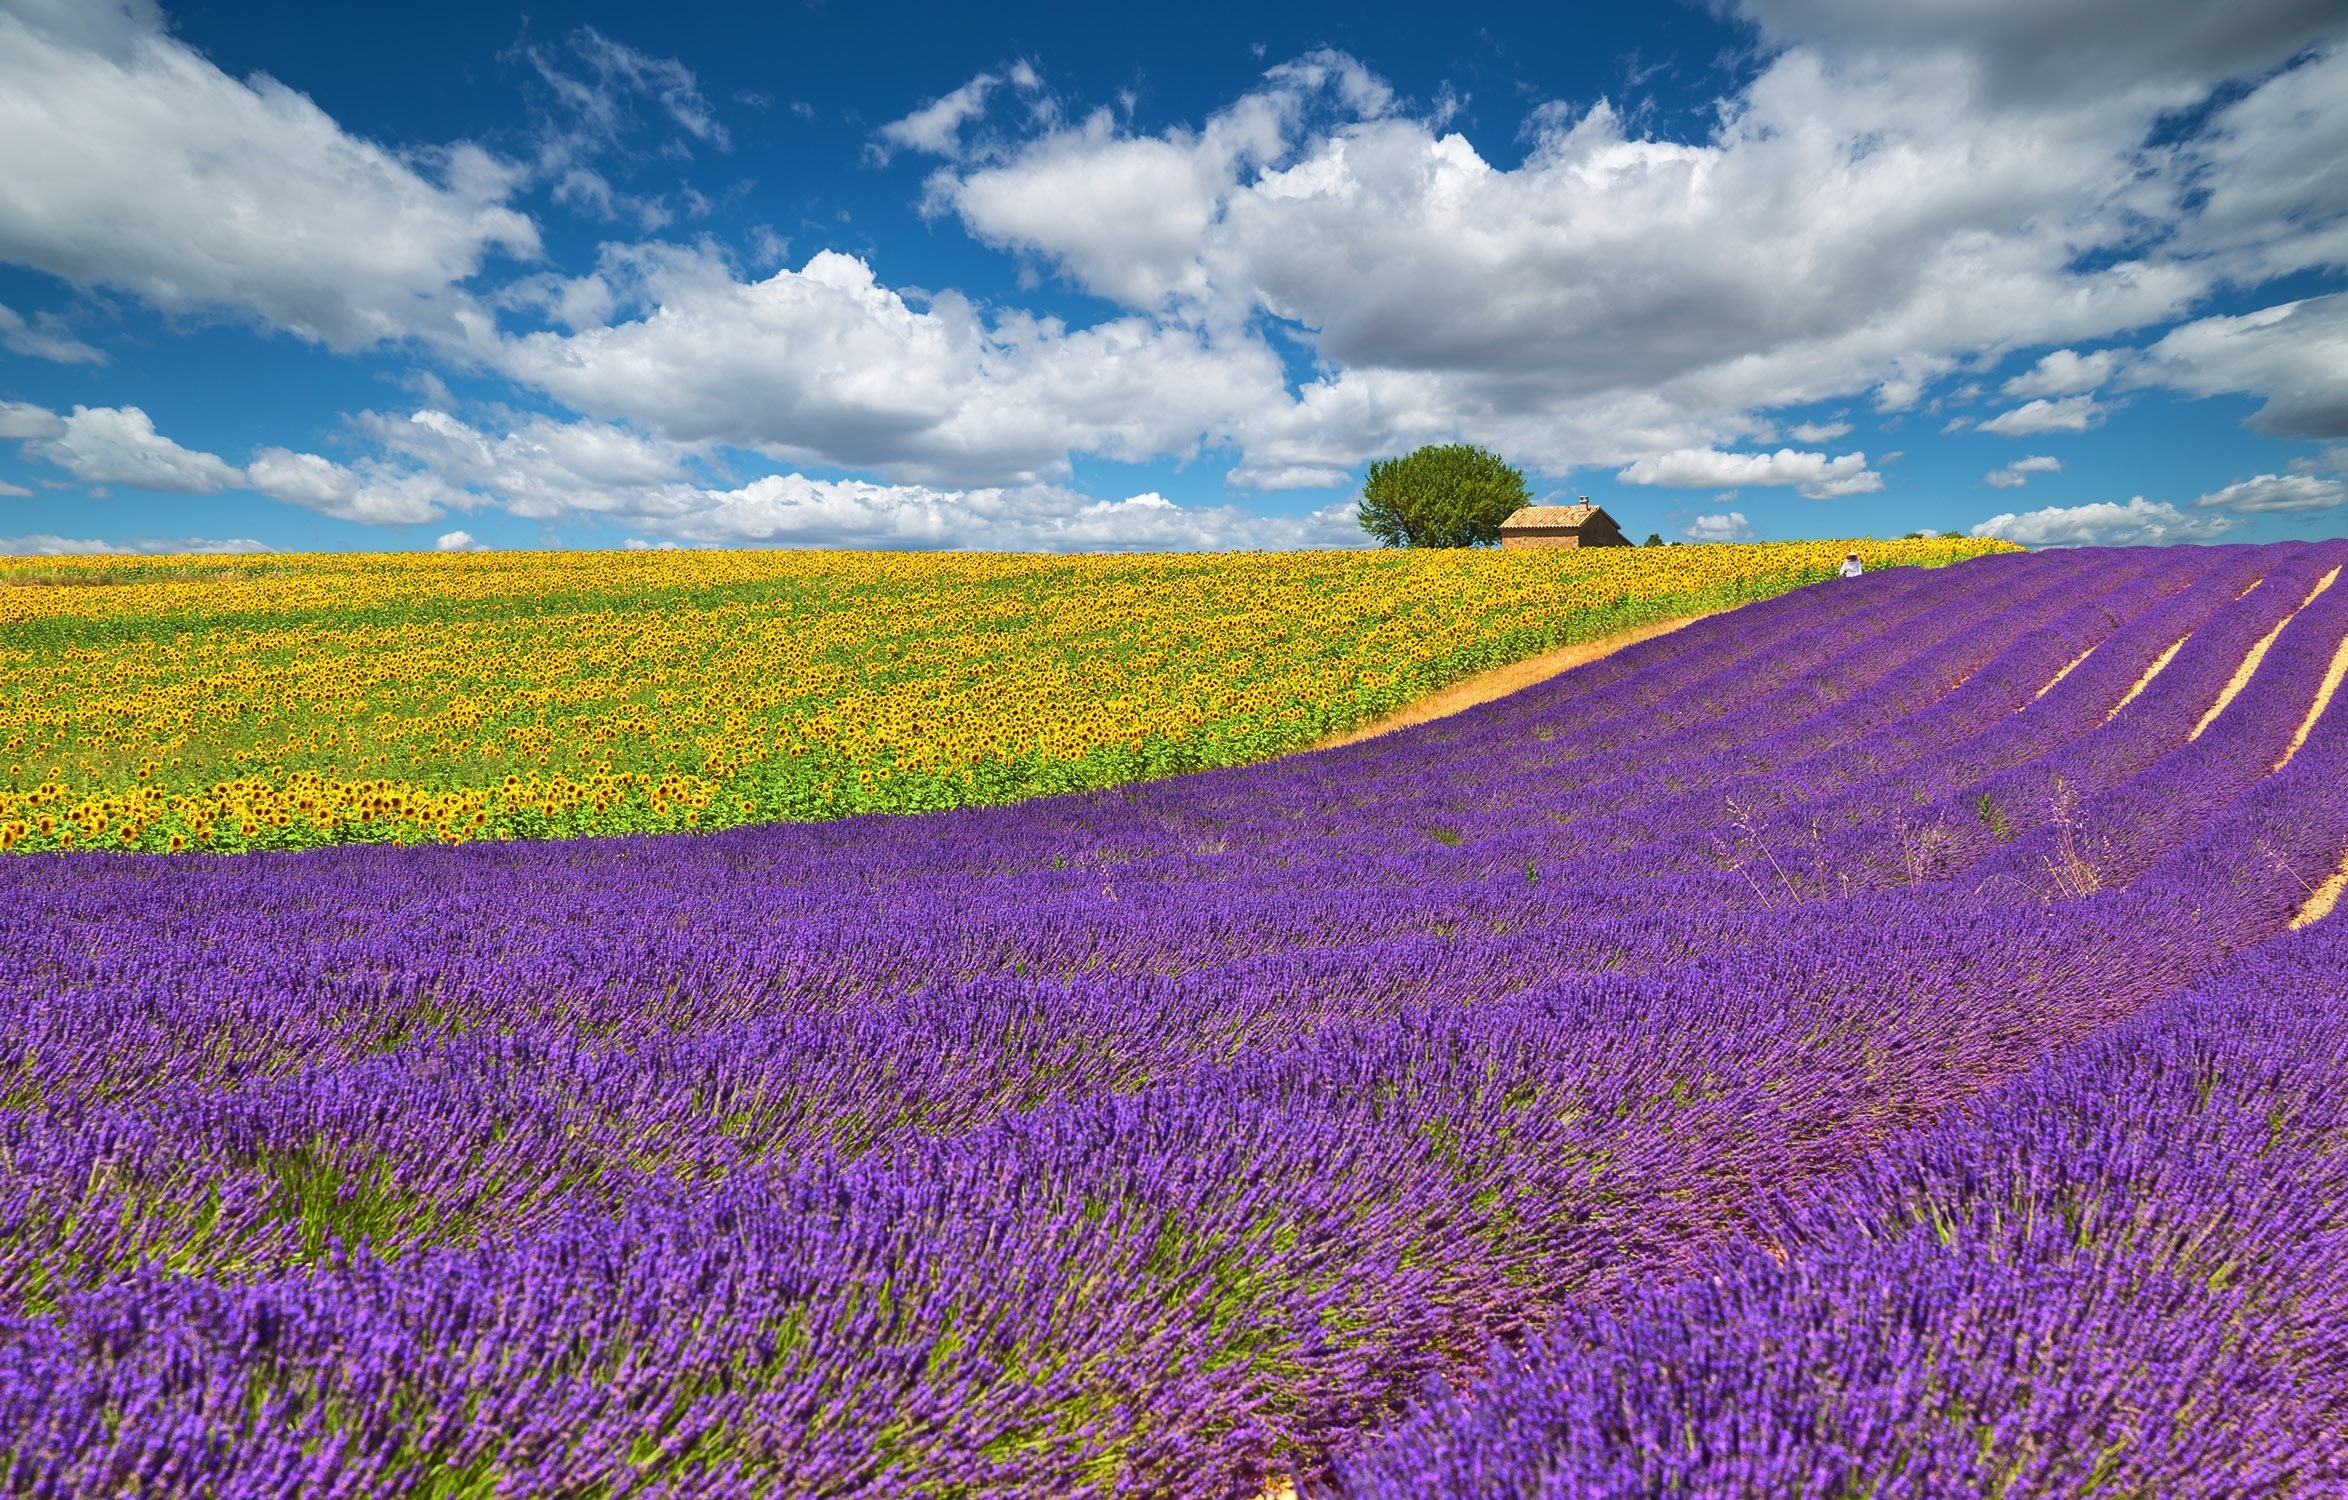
[0,538,2005,853]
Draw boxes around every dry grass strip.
[2028,643,2100,705]
[2192,566,2341,742]
[2106,637,2190,723]
[2274,624,2348,772]
[1301,614,1713,754]
[2291,849,2348,930]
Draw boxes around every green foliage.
[1975,793,2015,841]
[1357,443,1532,549]
[1643,533,1665,547]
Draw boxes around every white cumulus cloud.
[876,73,1003,161]
[20,405,241,492]
[0,301,105,364]
[1972,496,2243,546]
[1617,447,1881,499]
[491,246,1290,486]
[243,446,459,525]
[927,54,1370,308]
[1684,511,1758,542]
[1977,395,2105,436]
[0,531,270,556]
[1731,0,2342,108]
[2131,294,2348,439]
[358,407,691,518]
[909,22,2344,483]
[2193,473,2348,514]
[0,400,67,440]
[1985,454,2063,488]
[647,473,1365,552]
[1785,419,1852,442]
[0,0,538,349]
[245,406,1370,553]
[2000,348,2119,398]
[1,398,465,523]
[2161,40,2348,286]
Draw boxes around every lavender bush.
[2,541,2344,1496]
[1333,909,2348,1497]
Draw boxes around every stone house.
[1497,504,1632,549]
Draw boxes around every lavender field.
[6,541,2348,1497]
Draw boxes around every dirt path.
[2031,643,2099,703]
[2192,566,2340,741]
[2106,636,2189,723]
[1300,613,1713,754]
[2293,855,2348,930]
[2278,625,2348,772]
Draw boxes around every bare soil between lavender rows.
[1258,579,2348,1495]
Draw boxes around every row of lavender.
[3,543,2286,1100]
[3,541,2345,1494]
[1332,896,2348,1496]
[2,550,2230,1285]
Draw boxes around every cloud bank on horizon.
[0,0,2344,554]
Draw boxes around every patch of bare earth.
[2277,622,2348,772]
[2281,590,2348,929]
[1301,614,1712,754]
[2107,636,2191,723]
[2028,643,2099,704]
[2293,855,2348,929]
[2192,566,2340,742]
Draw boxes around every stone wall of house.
[1500,529,1631,549]
[1500,532,1586,549]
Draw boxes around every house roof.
[1500,504,1619,530]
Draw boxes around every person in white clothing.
[1839,553,1863,578]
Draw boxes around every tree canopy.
[1356,444,1531,549]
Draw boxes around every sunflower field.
[0,538,2005,853]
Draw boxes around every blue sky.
[1,0,2344,555]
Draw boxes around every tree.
[1356,443,1531,548]
[1643,532,1664,547]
